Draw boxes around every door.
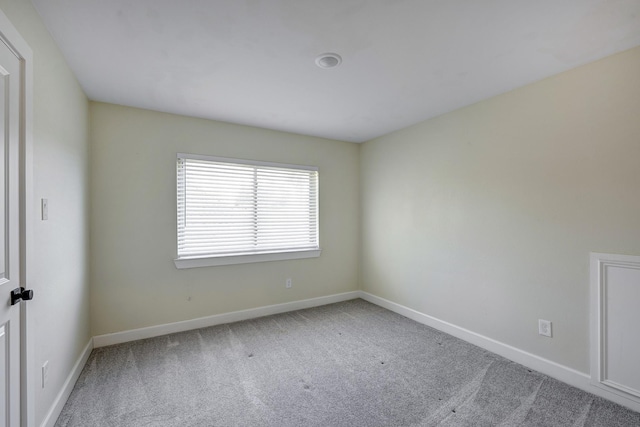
[0,36,22,427]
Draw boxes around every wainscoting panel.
[591,252,640,400]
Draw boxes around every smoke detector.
[315,53,342,69]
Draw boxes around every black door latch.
[10,287,34,305]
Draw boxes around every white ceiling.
[31,0,640,142]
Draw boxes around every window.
[175,153,320,268]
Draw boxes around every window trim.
[177,152,319,172]
[174,248,322,269]
[174,153,321,269]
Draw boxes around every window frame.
[174,153,321,269]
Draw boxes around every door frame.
[0,8,34,427]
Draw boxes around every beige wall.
[360,46,640,373]
[0,0,90,425]
[90,103,359,335]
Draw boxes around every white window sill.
[174,249,322,269]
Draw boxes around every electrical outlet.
[538,319,552,337]
[42,361,49,388]
[285,278,292,289]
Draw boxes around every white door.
[0,36,23,427]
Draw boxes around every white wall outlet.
[42,361,49,388]
[538,319,552,337]
[285,278,292,289]
[41,198,48,220]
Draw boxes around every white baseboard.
[40,338,93,427]
[93,291,360,348]
[359,291,640,413]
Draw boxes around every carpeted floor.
[55,299,640,426]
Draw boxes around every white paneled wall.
[591,253,640,402]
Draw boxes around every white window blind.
[176,154,319,264]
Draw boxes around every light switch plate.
[41,198,48,220]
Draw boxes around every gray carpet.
[55,299,640,426]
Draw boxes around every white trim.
[40,339,93,427]
[177,152,318,171]
[174,249,322,269]
[590,252,640,401]
[359,291,640,413]
[0,7,35,426]
[93,291,359,347]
